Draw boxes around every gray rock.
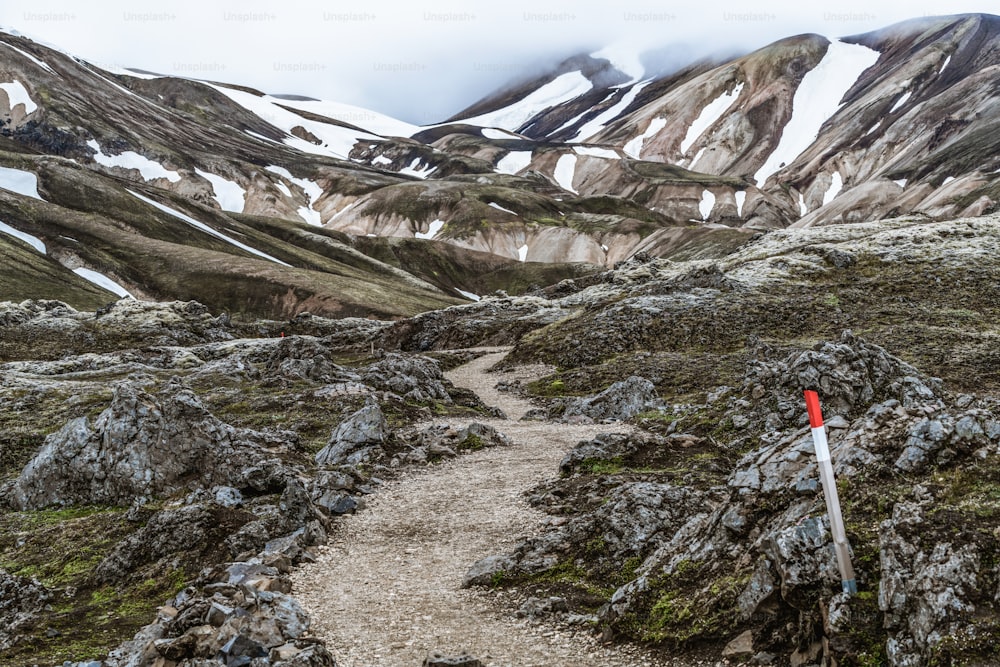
[215,486,245,508]
[563,376,660,422]
[314,400,389,467]
[8,382,289,509]
[516,596,569,618]
[264,336,355,384]
[95,505,217,583]
[423,652,483,667]
[879,502,980,666]
[765,516,840,609]
[0,569,51,651]
[363,353,453,403]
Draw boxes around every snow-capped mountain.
[1,14,998,316]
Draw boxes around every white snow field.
[570,80,653,143]
[0,165,43,199]
[0,220,45,253]
[680,83,745,154]
[127,190,290,266]
[699,190,716,220]
[488,202,518,215]
[265,166,323,226]
[415,219,445,240]
[210,84,380,159]
[73,268,134,298]
[574,146,620,159]
[195,169,246,214]
[823,172,844,206]
[460,71,593,131]
[753,40,880,186]
[496,151,532,175]
[623,117,667,159]
[88,140,180,183]
[554,154,578,193]
[455,288,481,302]
[0,79,37,113]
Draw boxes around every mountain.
[1,15,999,317]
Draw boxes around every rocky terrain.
[3,14,1000,316]
[2,12,1000,667]
[0,209,998,666]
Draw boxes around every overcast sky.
[1,1,997,123]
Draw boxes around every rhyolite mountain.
[1,13,999,318]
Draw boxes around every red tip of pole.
[804,390,824,428]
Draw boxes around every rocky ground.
[1,213,1000,666]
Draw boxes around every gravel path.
[291,348,680,666]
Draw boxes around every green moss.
[578,458,625,475]
[457,433,485,451]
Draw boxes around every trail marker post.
[804,390,857,595]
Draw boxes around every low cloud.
[2,0,995,123]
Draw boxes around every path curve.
[291,348,671,666]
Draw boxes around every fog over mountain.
[2,0,998,122]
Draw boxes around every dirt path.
[291,349,670,667]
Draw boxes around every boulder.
[7,382,290,509]
[362,353,453,403]
[563,376,660,422]
[265,336,357,384]
[314,399,389,467]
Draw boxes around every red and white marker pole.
[804,390,857,595]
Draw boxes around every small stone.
[722,630,753,658]
[423,652,484,667]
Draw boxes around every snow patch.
[938,55,951,75]
[574,146,620,160]
[209,84,379,159]
[460,71,593,131]
[274,181,292,197]
[0,219,45,253]
[753,40,880,186]
[481,128,521,140]
[623,117,667,159]
[688,147,706,170]
[0,42,55,73]
[735,191,747,218]
[496,151,532,175]
[798,193,808,217]
[571,80,653,143]
[73,268,133,299]
[518,244,529,262]
[88,140,180,183]
[274,98,419,137]
[488,202,518,215]
[415,219,445,240]
[332,202,355,221]
[0,80,37,114]
[554,154,578,193]
[455,288,481,302]
[889,90,912,114]
[0,165,42,199]
[127,189,290,266]
[680,82,744,154]
[372,155,392,166]
[942,176,956,185]
[265,165,323,226]
[699,190,716,221]
[195,169,246,214]
[894,179,907,188]
[399,158,434,179]
[822,172,843,206]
